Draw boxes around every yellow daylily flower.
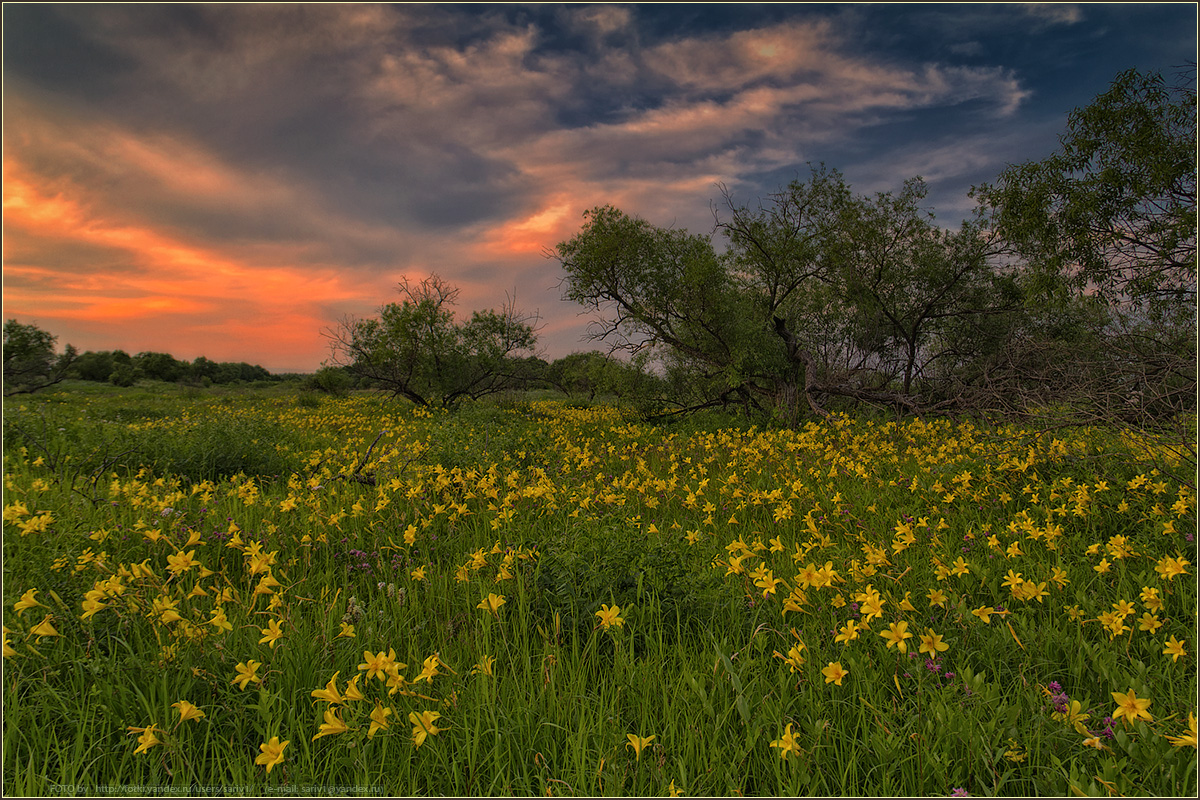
[256,736,289,773]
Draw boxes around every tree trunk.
[772,316,829,419]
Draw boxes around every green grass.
[3,385,1196,796]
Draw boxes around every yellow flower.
[80,597,108,620]
[231,660,263,690]
[128,723,161,755]
[208,606,233,634]
[1163,635,1187,663]
[1111,689,1153,724]
[410,566,426,582]
[166,550,199,577]
[1165,712,1197,748]
[310,672,345,704]
[1137,613,1162,633]
[918,629,949,655]
[769,723,801,760]
[409,709,442,748]
[774,643,805,673]
[1155,555,1190,581]
[880,620,913,653]
[312,708,351,740]
[1140,586,1162,612]
[821,661,848,686]
[414,654,442,684]
[14,589,45,615]
[29,615,59,638]
[477,593,506,616]
[972,606,994,624]
[337,621,355,638]
[344,674,365,702]
[255,736,289,773]
[926,588,947,608]
[835,620,860,645]
[172,700,205,723]
[1051,567,1070,588]
[1052,699,1090,733]
[595,603,625,631]
[1093,558,1110,574]
[626,733,655,761]
[253,572,281,597]
[471,655,496,677]
[368,703,392,738]
[259,618,284,649]
[359,649,399,682]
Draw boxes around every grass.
[2,384,1196,796]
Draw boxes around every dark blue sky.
[4,3,1195,370]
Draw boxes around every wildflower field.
[3,385,1196,797]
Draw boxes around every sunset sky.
[3,3,1195,373]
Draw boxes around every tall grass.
[3,387,1195,796]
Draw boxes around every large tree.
[973,66,1196,316]
[555,167,1019,421]
[3,320,78,396]
[971,67,1196,429]
[325,274,540,408]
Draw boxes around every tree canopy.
[973,66,1196,316]
[3,320,78,396]
[556,168,1019,421]
[324,274,541,408]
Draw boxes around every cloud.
[11,4,1150,370]
[1022,4,1085,27]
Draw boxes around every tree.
[547,351,662,401]
[555,167,1020,421]
[3,320,78,396]
[829,178,1022,402]
[973,66,1196,316]
[135,352,187,383]
[971,67,1196,431]
[324,274,541,408]
[72,350,118,382]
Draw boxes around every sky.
[3,3,1196,373]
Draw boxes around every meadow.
[2,384,1195,797]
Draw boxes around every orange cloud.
[2,158,380,369]
[479,198,577,256]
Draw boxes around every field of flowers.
[3,385,1196,797]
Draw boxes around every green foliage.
[303,366,352,397]
[109,364,139,387]
[533,519,727,644]
[326,274,540,409]
[3,319,78,396]
[2,364,1195,797]
[975,66,1196,315]
[555,166,1022,421]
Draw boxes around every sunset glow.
[3,4,1193,371]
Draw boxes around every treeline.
[1,320,293,396]
[0,314,656,403]
[72,349,277,387]
[327,67,1194,432]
